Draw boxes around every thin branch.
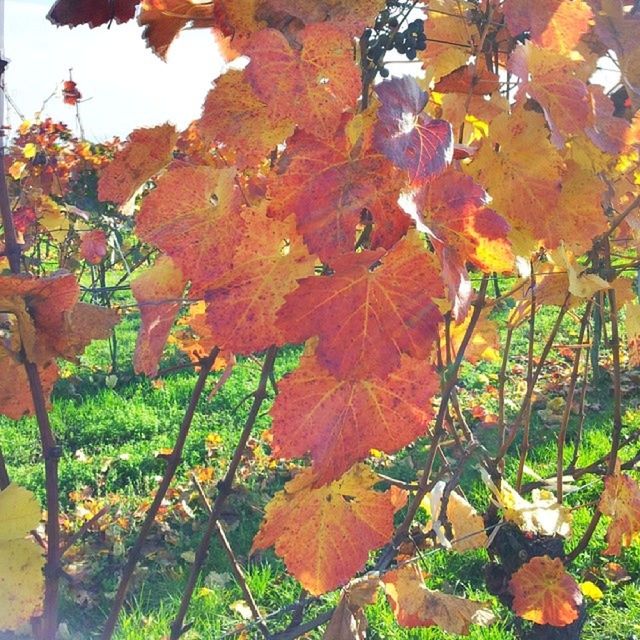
[0,446,9,490]
[170,346,278,640]
[100,347,221,640]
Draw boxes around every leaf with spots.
[271,348,438,485]
[98,124,177,205]
[252,464,405,595]
[278,232,443,379]
[244,24,360,138]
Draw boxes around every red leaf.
[47,0,139,28]
[271,350,438,485]
[79,230,107,265]
[278,232,443,379]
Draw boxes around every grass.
[1,289,639,639]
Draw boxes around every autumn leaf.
[199,69,294,170]
[503,0,593,55]
[132,256,186,377]
[204,208,316,354]
[383,564,495,633]
[434,63,500,96]
[509,555,582,627]
[47,0,139,28]
[271,349,438,485]
[509,43,592,145]
[244,24,360,138]
[0,272,118,366]
[252,464,405,595]
[626,302,640,367]
[464,106,567,247]
[278,232,443,379]
[374,76,453,182]
[267,118,410,260]
[266,0,385,37]
[598,466,640,555]
[79,229,108,264]
[0,349,58,420]
[135,165,246,295]
[443,310,500,365]
[324,573,381,640]
[98,123,178,205]
[0,484,44,631]
[139,0,215,59]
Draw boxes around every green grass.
[1,291,639,639]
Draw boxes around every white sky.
[3,0,225,141]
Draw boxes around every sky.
[3,0,226,141]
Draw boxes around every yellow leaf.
[0,484,45,631]
[22,143,37,159]
[8,160,26,180]
[580,581,604,601]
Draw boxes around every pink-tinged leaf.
[79,230,108,265]
[132,256,186,377]
[374,76,453,182]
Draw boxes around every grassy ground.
[1,290,639,639]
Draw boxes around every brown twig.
[191,473,271,639]
[100,347,220,640]
[60,505,110,556]
[0,446,10,490]
[170,346,278,640]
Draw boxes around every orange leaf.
[503,0,593,55]
[98,123,177,205]
[383,564,495,633]
[139,0,215,59]
[626,302,640,367]
[199,69,294,170]
[252,464,405,595]
[278,232,443,379]
[204,208,316,354]
[271,349,438,485]
[135,165,245,295]
[509,555,582,627]
[132,256,186,377]
[598,466,640,555]
[244,24,360,139]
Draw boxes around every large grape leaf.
[503,0,593,54]
[598,467,640,555]
[98,124,177,205]
[264,0,385,37]
[139,0,215,59]
[278,232,443,379]
[135,165,246,295]
[509,43,592,145]
[374,76,453,183]
[47,0,139,28]
[271,349,438,485]
[0,484,44,631]
[199,69,295,170]
[204,208,316,354]
[0,349,58,421]
[267,120,410,260]
[244,24,360,138]
[383,564,495,633]
[463,107,565,247]
[132,256,186,377]
[252,464,405,595]
[509,555,582,626]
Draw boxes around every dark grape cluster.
[362,3,427,79]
